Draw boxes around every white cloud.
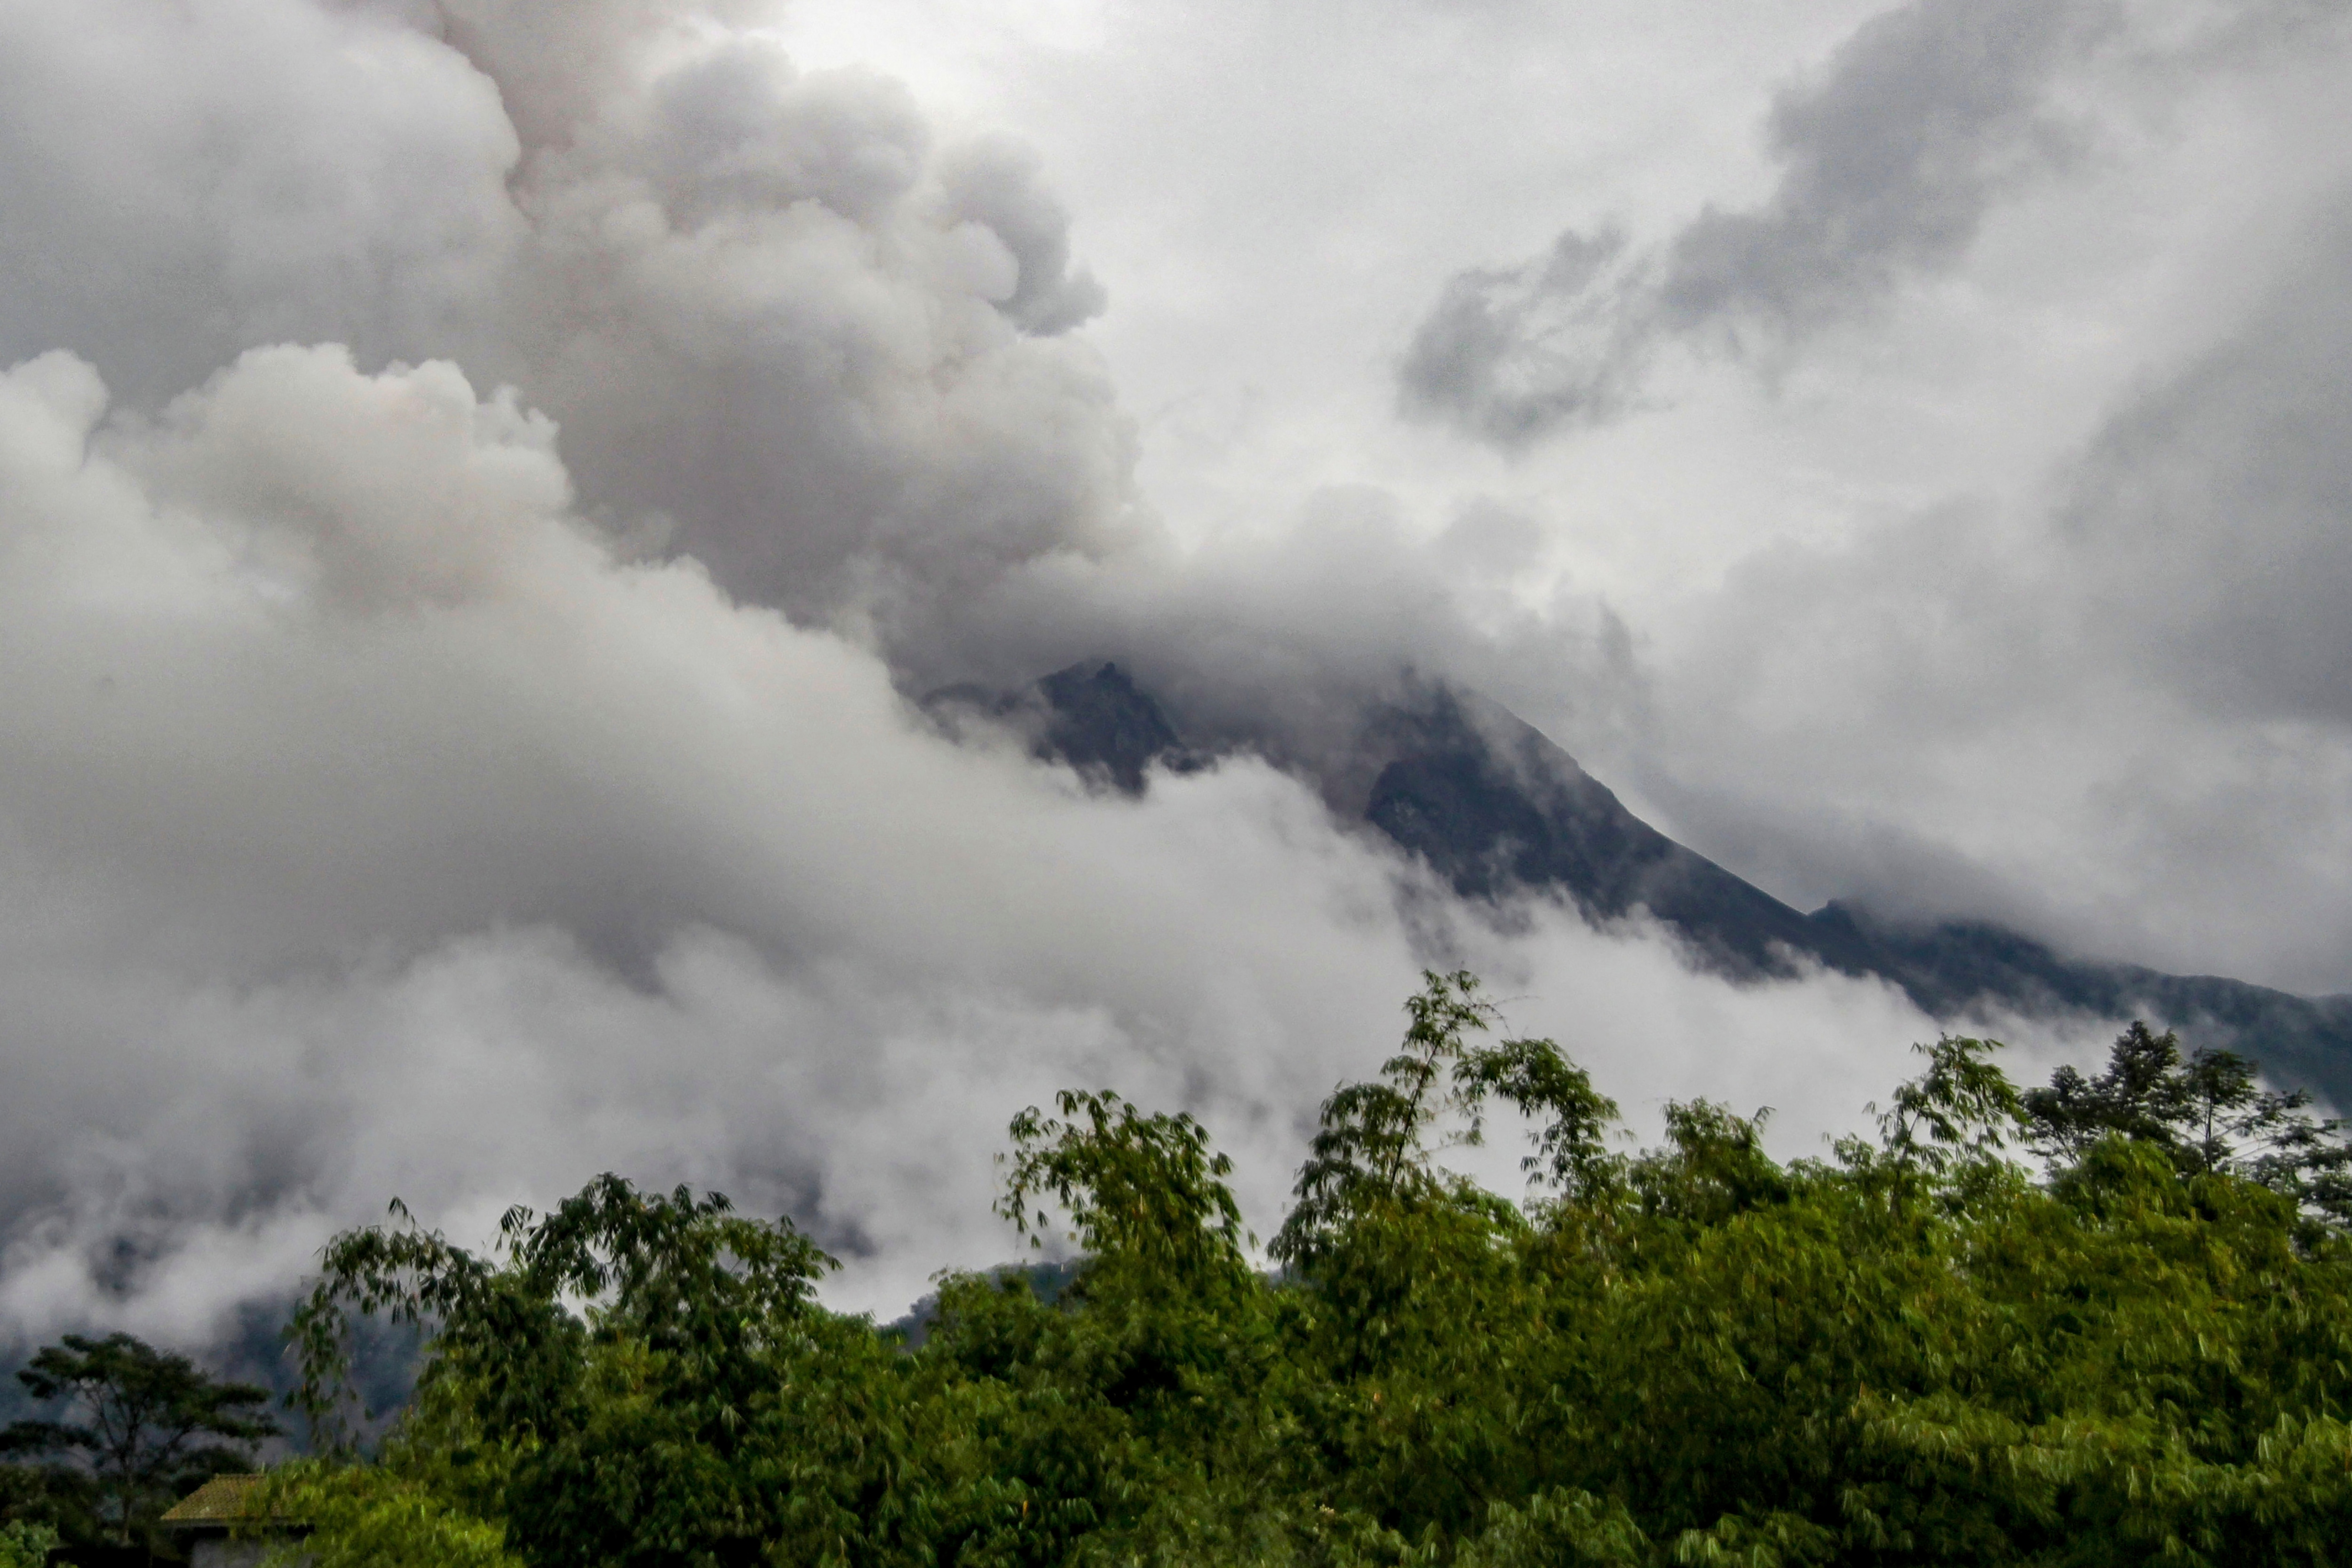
[0,343,1978,1330]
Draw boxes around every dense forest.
[8,973,2352,1566]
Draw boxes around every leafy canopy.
[2025,1019,2352,1228]
[1001,1089,1249,1290]
[263,975,2352,1568]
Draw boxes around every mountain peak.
[956,658,2352,1109]
[927,660,1204,794]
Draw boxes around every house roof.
[160,1475,285,1528]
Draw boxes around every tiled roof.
[160,1475,282,1526]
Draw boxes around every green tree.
[255,1461,519,1568]
[289,1175,857,1568]
[0,1452,98,1549]
[2025,1019,2352,1229]
[0,1519,61,1568]
[1274,969,1609,1267]
[0,1332,276,1547]
[1868,1033,2025,1177]
[1001,1089,1250,1291]
[275,981,2352,1568]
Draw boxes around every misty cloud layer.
[1620,173,2352,994]
[0,338,1960,1340]
[2,0,2349,1362]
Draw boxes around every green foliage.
[2023,1022,2352,1228]
[1870,1034,2025,1175]
[1001,1090,1249,1290]
[0,1519,60,1568]
[0,1453,97,1550]
[1276,970,1613,1267]
[278,992,2352,1566]
[256,1461,519,1568]
[288,1175,850,1566]
[0,1331,275,1547]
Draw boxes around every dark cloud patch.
[1401,0,2115,444]
[1398,227,1650,442]
[1658,0,2103,333]
[642,44,932,226]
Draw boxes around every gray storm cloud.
[2062,198,2352,729]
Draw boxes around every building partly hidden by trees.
[0,1332,276,1565]
[10,973,2352,1566]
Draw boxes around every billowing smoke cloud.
[0,340,1994,1341]
[0,0,2034,1357]
[0,0,1129,664]
[1353,0,2352,1007]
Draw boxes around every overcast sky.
[0,0,2347,1336]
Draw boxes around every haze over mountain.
[0,0,2350,1352]
[973,660,2352,1110]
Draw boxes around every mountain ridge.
[941,660,2352,1109]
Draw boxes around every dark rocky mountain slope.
[946,662,2352,1109]
[927,661,1206,793]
